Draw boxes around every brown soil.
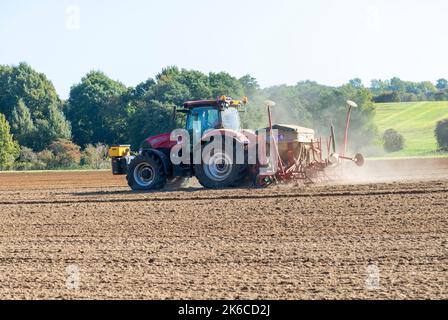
[0,159,447,299]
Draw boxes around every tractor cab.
[179,96,247,134]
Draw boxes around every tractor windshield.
[221,107,241,131]
[186,107,220,133]
[186,106,241,132]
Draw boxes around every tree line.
[369,77,448,103]
[1,62,445,170]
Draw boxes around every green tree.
[66,71,127,146]
[0,113,20,170]
[176,69,212,101]
[239,75,260,98]
[47,139,81,168]
[263,85,312,128]
[0,63,71,150]
[370,77,442,102]
[150,67,212,105]
[349,78,363,88]
[389,77,405,92]
[152,68,191,106]
[435,119,448,149]
[0,63,60,119]
[259,80,378,153]
[127,100,176,149]
[125,78,156,101]
[14,146,45,170]
[298,82,377,152]
[10,99,36,148]
[33,103,72,151]
[436,79,448,90]
[383,129,405,153]
[47,103,72,140]
[370,79,387,95]
[416,81,436,98]
[36,149,54,169]
[434,89,448,101]
[208,72,244,99]
[373,91,401,103]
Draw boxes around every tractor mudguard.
[141,148,173,176]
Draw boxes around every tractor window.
[221,107,241,131]
[186,107,220,133]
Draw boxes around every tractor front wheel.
[127,155,167,191]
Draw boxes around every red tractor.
[109,96,364,191]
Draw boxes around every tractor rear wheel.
[127,155,167,191]
[195,147,247,189]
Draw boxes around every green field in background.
[374,101,448,157]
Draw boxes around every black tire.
[194,143,248,189]
[127,154,167,191]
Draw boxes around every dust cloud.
[330,158,448,184]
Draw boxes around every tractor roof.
[183,97,248,109]
[183,100,219,108]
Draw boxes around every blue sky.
[1,0,447,98]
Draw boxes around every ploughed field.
[0,158,447,299]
